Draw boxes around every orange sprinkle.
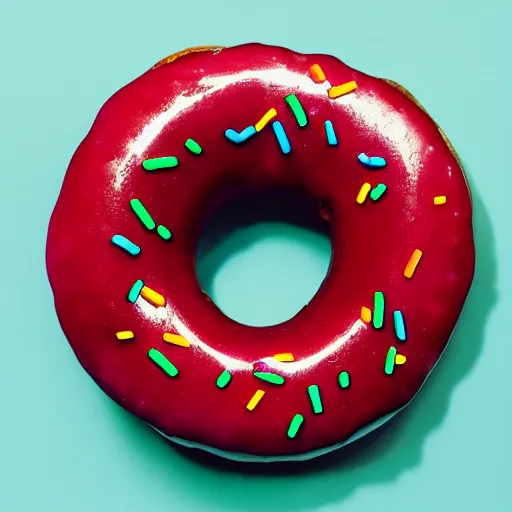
[395,354,407,365]
[434,195,447,205]
[163,333,190,348]
[246,390,265,411]
[116,330,134,340]
[310,63,326,83]
[361,306,372,323]
[255,108,277,132]
[141,286,165,307]
[273,353,295,362]
[356,182,372,204]
[328,81,357,99]
[404,249,423,279]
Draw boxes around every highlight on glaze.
[46,43,475,462]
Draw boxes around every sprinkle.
[148,348,178,377]
[309,64,326,83]
[157,225,172,240]
[127,279,144,303]
[273,353,295,362]
[358,153,387,168]
[328,81,357,99]
[130,199,156,230]
[163,333,190,347]
[395,354,407,365]
[324,120,338,146]
[361,306,372,323]
[356,183,372,204]
[255,108,277,132]
[404,249,423,279]
[434,195,447,205]
[224,126,257,144]
[142,156,178,171]
[116,331,134,340]
[216,370,232,389]
[246,390,265,411]
[307,385,323,414]
[370,184,387,201]
[111,234,140,256]
[385,346,397,375]
[287,414,304,439]
[272,121,291,154]
[254,372,285,385]
[284,94,308,127]
[338,371,350,389]
[141,286,165,307]
[184,138,202,155]
[393,310,407,341]
[373,291,385,329]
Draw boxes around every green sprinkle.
[284,94,308,127]
[127,279,144,303]
[148,348,178,377]
[287,414,304,439]
[142,156,178,171]
[385,346,397,375]
[373,291,385,329]
[338,371,350,389]
[307,385,323,414]
[216,370,232,389]
[185,138,202,155]
[130,199,156,230]
[157,225,172,240]
[370,184,387,201]
[253,372,285,385]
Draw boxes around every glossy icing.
[46,43,475,460]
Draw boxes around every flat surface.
[0,1,510,511]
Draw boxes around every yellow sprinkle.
[246,390,265,411]
[116,331,134,340]
[163,333,190,347]
[356,182,372,204]
[255,108,277,132]
[434,195,447,205]
[273,353,295,362]
[361,306,372,323]
[395,354,407,365]
[141,286,166,307]
[310,63,326,83]
[404,249,423,279]
[328,81,358,99]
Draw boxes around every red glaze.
[46,43,475,460]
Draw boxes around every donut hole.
[195,187,332,327]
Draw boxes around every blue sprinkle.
[358,152,387,168]
[272,121,291,154]
[111,234,141,256]
[224,126,257,144]
[127,279,144,303]
[393,310,407,341]
[324,120,338,146]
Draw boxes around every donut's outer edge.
[383,79,471,202]
[151,46,225,70]
[53,45,473,462]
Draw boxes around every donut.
[46,43,475,462]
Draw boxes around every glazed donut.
[46,43,475,462]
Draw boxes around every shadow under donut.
[101,163,496,510]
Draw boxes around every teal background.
[1,0,511,510]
